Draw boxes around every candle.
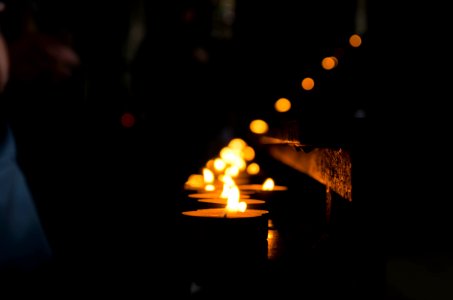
[180,207,269,254]
[180,208,269,261]
[196,198,266,209]
[179,207,269,294]
[238,177,288,201]
[188,192,252,199]
[238,183,288,202]
[182,207,267,218]
[237,184,288,192]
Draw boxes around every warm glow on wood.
[301,77,315,91]
[249,119,269,134]
[246,162,260,175]
[349,34,362,47]
[321,56,338,70]
[274,97,291,112]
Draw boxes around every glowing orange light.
[301,77,315,91]
[228,138,247,150]
[262,178,275,191]
[349,34,362,48]
[184,174,204,189]
[274,98,291,112]
[213,158,226,171]
[202,168,215,184]
[225,166,240,177]
[321,56,338,70]
[225,185,247,213]
[204,184,216,191]
[249,119,269,134]
[246,162,260,175]
[243,146,255,161]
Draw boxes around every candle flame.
[262,178,275,191]
[204,184,215,191]
[225,185,247,212]
[203,168,215,184]
[220,180,235,198]
[213,158,226,172]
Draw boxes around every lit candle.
[238,177,288,192]
[238,183,288,192]
[179,207,269,293]
[238,178,288,202]
[182,207,267,218]
[188,192,252,199]
[196,198,266,209]
[181,185,269,242]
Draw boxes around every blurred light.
[121,112,136,128]
[246,162,260,175]
[185,174,204,189]
[228,138,247,150]
[274,98,291,112]
[225,166,240,177]
[219,146,246,172]
[301,77,315,91]
[213,158,226,171]
[203,168,215,183]
[242,146,255,161]
[349,34,362,48]
[204,184,216,191]
[321,56,338,70]
[262,178,275,191]
[225,185,246,213]
[205,159,215,170]
[249,119,269,134]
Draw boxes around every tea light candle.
[196,198,265,205]
[182,208,267,218]
[196,198,266,209]
[179,208,269,292]
[181,208,269,241]
[188,192,252,199]
[237,184,288,192]
[238,183,287,202]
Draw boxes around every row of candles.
[178,137,289,292]
[181,137,287,220]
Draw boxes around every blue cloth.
[0,125,52,271]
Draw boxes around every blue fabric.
[0,125,52,271]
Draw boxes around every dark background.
[2,0,452,298]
